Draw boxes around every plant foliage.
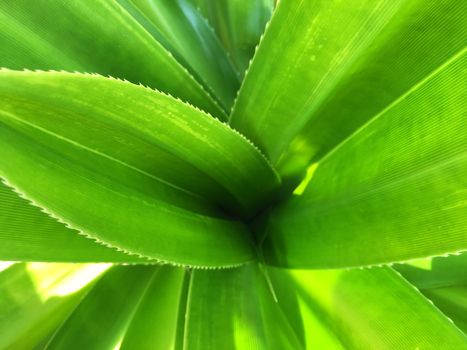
[0,0,466,349]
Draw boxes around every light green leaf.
[120,266,188,350]
[395,252,467,289]
[0,70,282,267]
[192,0,275,77]
[0,181,145,263]
[46,266,154,350]
[268,268,345,349]
[0,262,108,350]
[230,0,466,184]
[269,267,467,349]
[263,49,467,268]
[117,0,240,110]
[0,0,224,118]
[184,264,301,350]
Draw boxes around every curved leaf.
[192,0,275,77]
[230,0,466,185]
[268,268,345,349]
[395,252,467,289]
[120,267,188,350]
[0,181,145,263]
[46,266,154,350]
[0,0,224,118]
[422,286,467,334]
[263,49,467,268]
[0,263,108,349]
[184,264,301,350]
[0,70,281,267]
[269,266,467,348]
[117,0,240,110]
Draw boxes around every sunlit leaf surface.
[0,0,465,348]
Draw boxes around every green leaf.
[46,266,154,350]
[0,70,282,267]
[192,0,275,77]
[120,266,188,350]
[268,268,345,349]
[230,0,466,183]
[184,264,301,350]
[0,0,224,118]
[0,181,145,263]
[422,286,467,334]
[117,0,240,110]
[269,266,467,348]
[395,252,467,289]
[0,262,108,349]
[395,253,467,333]
[262,49,467,268]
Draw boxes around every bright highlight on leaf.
[0,0,465,348]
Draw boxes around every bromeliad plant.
[0,0,466,349]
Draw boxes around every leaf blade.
[0,181,146,263]
[46,266,154,350]
[192,0,275,77]
[120,266,188,350]
[118,0,240,110]
[0,0,224,118]
[0,263,108,349]
[269,266,467,348]
[0,70,281,267]
[184,264,301,350]
[230,0,467,184]
[263,49,467,268]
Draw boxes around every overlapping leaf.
[117,0,240,110]
[231,0,466,185]
[268,266,467,348]
[0,70,281,267]
[0,182,144,263]
[263,49,467,268]
[0,263,108,349]
[46,266,154,349]
[184,264,301,350]
[396,253,467,333]
[0,0,224,118]
[192,0,275,77]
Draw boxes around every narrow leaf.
[184,264,301,350]
[118,0,240,110]
[0,181,145,263]
[46,266,154,350]
[0,263,108,349]
[0,71,278,267]
[395,252,467,289]
[230,0,466,184]
[422,286,467,334]
[263,49,467,268]
[0,0,224,118]
[269,267,467,348]
[192,0,275,77]
[120,266,188,350]
[268,268,345,349]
